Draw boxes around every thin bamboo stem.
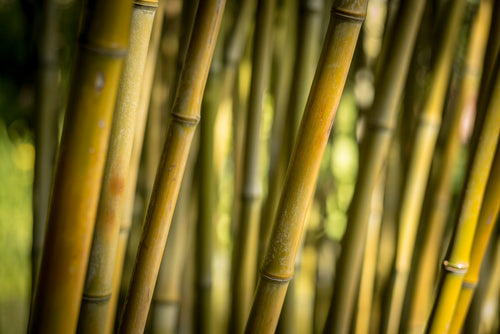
[323,0,426,332]
[28,0,133,331]
[448,144,500,333]
[424,58,500,334]
[117,0,226,331]
[244,1,366,333]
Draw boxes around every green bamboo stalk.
[32,0,60,285]
[403,1,492,331]
[244,1,366,333]
[76,1,158,332]
[323,0,426,332]
[118,0,226,331]
[424,58,500,334]
[229,0,276,332]
[28,0,133,331]
[448,144,500,333]
[381,2,467,332]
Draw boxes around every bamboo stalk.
[28,0,133,331]
[424,58,500,334]
[381,2,467,332]
[323,0,426,332]
[403,1,492,330]
[76,1,158,332]
[229,0,276,332]
[244,1,366,333]
[117,0,226,331]
[448,144,500,333]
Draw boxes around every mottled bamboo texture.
[244,1,366,333]
[323,0,426,332]
[118,0,226,332]
[77,1,158,332]
[28,0,133,332]
[424,59,500,334]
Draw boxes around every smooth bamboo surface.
[323,0,426,332]
[118,0,226,332]
[229,0,275,332]
[424,58,500,334]
[403,1,492,330]
[448,144,500,333]
[77,1,158,332]
[244,1,366,333]
[382,1,467,332]
[28,0,133,331]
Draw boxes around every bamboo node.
[300,0,323,13]
[171,112,200,127]
[366,119,394,133]
[442,260,468,274]
[461,280,477,289]
[133,0,159,10]
[79,40,128,58]
[81,292,112,304]
[260,270,293,284]
[332,7,366,23]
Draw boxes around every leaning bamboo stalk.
[77,1,158,331]
[28,0,133,331]
[381,2,467,332]
[244,1,366,333]
[424,59,500,334]
[323,0,426,332]
[118,1,226,332]
[403,1,492,330]
[229,0,275,332]
[448,144,500,333]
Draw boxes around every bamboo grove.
[2,0,499,332]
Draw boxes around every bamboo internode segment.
[244,1,366,333]
[323,0,426,332]
[118,0,226,332]
[448,144,500,333]
[28,0,133,332]
[77,1,157,332]
[424,58,500,334]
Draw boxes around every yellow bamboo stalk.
[244,1,366,333]
[424,60,500,334]
[117,0,226,331]
[403,1,492,331]
[323,0,426,332]
[76,1,158,332]
[28,0,133,331]
[448,144,500,333]
[382,2,467,332]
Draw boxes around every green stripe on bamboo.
[117,0,226,332]
[245,1,366,333]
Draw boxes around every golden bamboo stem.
[244,1,366,333]
[403,1,492,331]
[448,144,500,333]
[323,0,426,332]
[118,0,226,331]
[424,59,500,334]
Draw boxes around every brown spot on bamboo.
[110,176,125,195]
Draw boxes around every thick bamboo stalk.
[448,144,500,333]
[244,1,366,333]
[381,2,467,332]
[424,59,500,334]
[28,0,133,331]
[403,1,492,331]
[76,1,158,332]
[117,0,226,331]
[323,0,426,332]
[229,0,275,332]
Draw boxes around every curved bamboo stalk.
[76,1,158,332]
[381,2,467,332]
[229,0,276,332]
[117,0,226,331]
[28,0,133,331]
[244,1,366,333]
[403,1,492,331]
[448,144,500,333]
[323,0,426,332]
[424,58,500,334]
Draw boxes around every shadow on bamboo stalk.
[117,1,226,332]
